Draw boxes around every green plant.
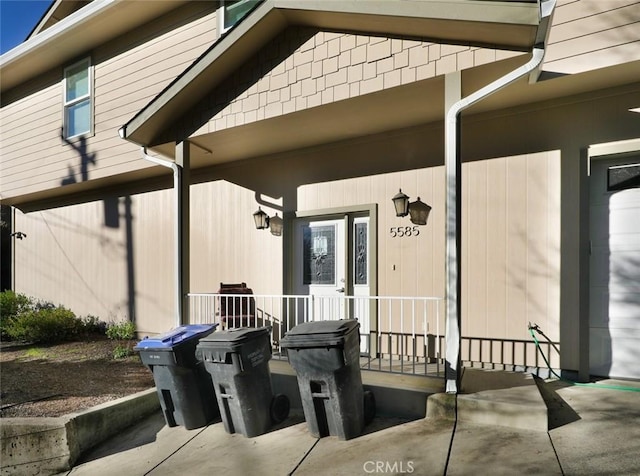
[81,315,107,335]
[106,321,136,341]
[6,306,83,344]
[0,291,33,338]
[23,348,46,359]
[112,344,132,359]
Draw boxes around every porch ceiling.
[121,0,543,151]
[150,56,640,170]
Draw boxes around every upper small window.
[608,163,640,191]
[63,58,92,139]
[219,0,259,34]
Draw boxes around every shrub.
[106,321,136,359]
[81,315,107,335]
[112,344,132,359]
[0,291,34,338]
[106,321,136,341]
[6,306,83,344]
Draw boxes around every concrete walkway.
[56,378,640,476]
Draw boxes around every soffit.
[149,57,640,169]
[122,0,542,147]
[28,0,90,38]
[0,0,188,92]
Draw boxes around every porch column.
[175,140,190,326]
[444,71,462,393]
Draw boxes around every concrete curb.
[1,388,160,475]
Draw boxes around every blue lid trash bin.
[196,326,290,438]
[134,324,219,430]
[280,319,376,440]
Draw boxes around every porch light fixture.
[408,198,432,226]
[269,213,283,236]
[392,189,410,217]
[253,207,269,230]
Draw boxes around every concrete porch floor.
[46,369,640,476]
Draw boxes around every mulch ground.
[0,337,155,418]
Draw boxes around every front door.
[589,157,640,379]
[294,214,372,352]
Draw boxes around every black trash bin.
[134,324,218,430]
[196,326,290,438]
[280,319,375,440]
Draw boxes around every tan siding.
[190,181,284,297]
[461,152,561,343]
[186,27,519,139]
[545,0,640,73]
[1,3,216,201]
[295,151,560,346]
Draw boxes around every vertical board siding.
[463,152,561,342]
[296,151,560,343]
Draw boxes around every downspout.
[445,0,555,394]
[140,147,184,329]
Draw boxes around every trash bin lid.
[198,326,270,349]
[280,319,359,348]
[134,323,217,351]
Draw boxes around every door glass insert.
[354,222,368,285]
[303,225,336,285]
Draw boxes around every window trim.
[63,57,93,140]
[217,0,259,36]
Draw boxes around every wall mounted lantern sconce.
[269,213,283,236]
[408,197,431,226]
[253,207,269,230]
[392,189,431,226]
[392,189,410,217]
[253,207,283,236]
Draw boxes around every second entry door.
[294,215,372,352]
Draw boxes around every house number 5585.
[389,226,420,237]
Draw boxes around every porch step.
[456,367,549,431]
[269,359,443,420]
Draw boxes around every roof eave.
[120,0,543,147]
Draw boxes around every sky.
[0,0,53,54]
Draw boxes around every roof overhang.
[0,0,188,92]
[120,0,544,148]
[145,57,640,170]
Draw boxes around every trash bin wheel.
[270,394,290,424]
[363,390,376,425]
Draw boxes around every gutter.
[445,0,556,394]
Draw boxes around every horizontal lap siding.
[545,0,640,73]
[1,3,217,200]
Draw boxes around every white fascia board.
[0,0,116,68]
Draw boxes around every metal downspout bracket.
[444,0,555,394]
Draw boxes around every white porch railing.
[187,293,446,377]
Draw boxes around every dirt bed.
[0,338,155,418]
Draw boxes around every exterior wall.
[13,179,284,335]
[545,0,640,74]
[182,27,520,138]
[4,1,639,372]
[297,151,561,347]
[176,1,640,140]
[1,2,217,201]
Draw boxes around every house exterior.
[1,0,639,385]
